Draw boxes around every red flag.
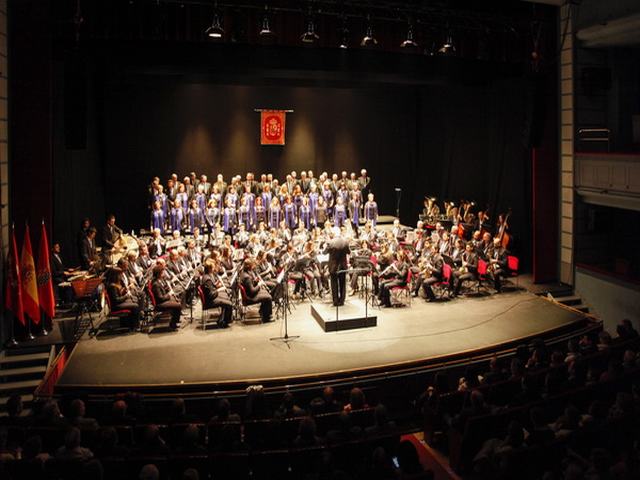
[20,224,41,325]
[260,110,286,145]
[37,221,56,319]
[4,225,25,326]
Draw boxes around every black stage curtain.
[53,74,532,266]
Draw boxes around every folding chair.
[507,255,520,288]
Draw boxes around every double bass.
[496,210,511,249]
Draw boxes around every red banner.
[21,224,40,324]
[37,221,56,319]
[4,225,25,326]
[260,110,286,145]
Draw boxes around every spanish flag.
[4,225,25,326]
[20,224,40,324]
[37,221,56,319]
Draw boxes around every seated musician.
[438,231,452,256]
[452,243,478,297]
[126,250,144,287]
[419,244,444,302]
[391,219,405,241]
[255,250,278,292]
[167,249,189,286]
[488,238,509,293]
[299,241,324,297]
[235,223,250,249]
[106,266,140,331]
[470,230,483,251]
[377,250,409,308]
[200,259,233,328]
[151,263,182,330]
[137,242,154,271]
[479,232,493,259]
[450,238,465,267]
[148,228,165,259]
[239,258,273,323]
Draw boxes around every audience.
[0,320,638,480]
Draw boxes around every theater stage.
[54,290,590,394]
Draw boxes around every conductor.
[326,233,350,307]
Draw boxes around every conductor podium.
[310,298,377,332]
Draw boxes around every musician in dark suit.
[76,218,91,265]
[199,174,212,196]
[488,238,509,293]
[452,244,478,297]
[183,176,195,201]
[214,174,227,196]
[106,267,140,331]
[201,260,233,328]
[80,227,97,270]
[474,210,492,235]
[326,234,350,307]
[51,242,73,306]
[419,245,444,302]
[148,228,165,259]
[101,214,122,252]
[167,178,178,203]
[151,263,182,330]
[378,250,409,308]
[239,259,273,322]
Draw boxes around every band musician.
[452,243,478,297]
[416,244,444,302]
[488,237,508,293]
[239,259,273,323]
[106,266,141,331]
[102,214,123,254]
[377,250,409,308]
[80,227,98,271]
[200,259,233,328]
[151,263,182,330]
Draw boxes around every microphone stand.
[270,266,299,348]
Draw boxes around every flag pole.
[25,221,35,341]
[40,218,49,336]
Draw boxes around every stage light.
[360,15,377,48]
[438,32,456,55]
[205,4,224,40]
[400,21,418,49]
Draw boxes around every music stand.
[270,266,299,348]
[394,187,402,220]
[71,276,103,338]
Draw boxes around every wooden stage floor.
[54,288,589,393]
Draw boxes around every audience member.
[68,398,100,430]
[294,416,322,448]
[139,463,160,480]
[55,427,94,461]
[344,387,368,412]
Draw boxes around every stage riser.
[310,301,377,332]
